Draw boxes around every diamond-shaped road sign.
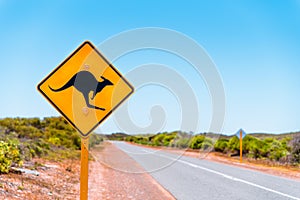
[235,128,247,139]
[37,41,134,137]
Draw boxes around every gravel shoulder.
[89,142,175,200]
[0,158,80,200]
[1,142,175,200]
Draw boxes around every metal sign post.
[80,138,89,200]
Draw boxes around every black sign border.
[37,41,134,137]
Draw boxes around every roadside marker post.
[240,130,243,163]
[37,41,134,199]
[235,129,246,163]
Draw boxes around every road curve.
[110,141,300,200]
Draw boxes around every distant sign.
[235,129,246,139]
[37,41,134,137]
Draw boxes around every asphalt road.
[111,141,300,200]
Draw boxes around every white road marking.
[142,149,300,200]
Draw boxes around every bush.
[125,136,137,143]
[162,134,176,146]
[245,137,267,158]
[228,136,240,153]
[214,139,229,153]
[189,135,205,149]
[243,135,259,157]
[152,134,166,146]
[174,138,190,148]
[201,138,213,150]
[265,138,288,161]
[290,135,300,164]
[241,135,290,161]
[135,137,149,145]
[0,140,22,173]
[0,117,86,164]
[281,137,292,152]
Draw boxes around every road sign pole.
[38,41,134,199]
[240,130,242,163]
[80,137,89,200]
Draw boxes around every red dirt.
[0,158,80,200]
[88,142,175,200]
[1,143,175,200]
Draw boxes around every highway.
[111,141,300,200]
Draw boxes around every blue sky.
[0,1,299,134]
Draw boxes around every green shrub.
[202,138,213,150]
[281,137,292,152]
[243,135,259,157]
[175,138,190,148]
[241,136,289,161]
[266,139,287,161]
[189,135,213,150]
[189,135,205,149]
[190,135,205,149]
[0,117,84,163]
[125,136,137,143]
[163,134,176,146]
[153,134,166,146]
[228,136,240,153]
[0,140,22,173]
[135,137,149,145]
[247,137,266,158]
[214,139,229,153]
[48,137,61,146]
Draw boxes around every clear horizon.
[0,1,299,135]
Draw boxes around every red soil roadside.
[88,142,175,200]
[1,142,175,200]
[0,158,80,200]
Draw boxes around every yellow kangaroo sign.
[38,41,134,137]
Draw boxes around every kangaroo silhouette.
[49,71,113,111]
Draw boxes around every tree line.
[113,131,300,165]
